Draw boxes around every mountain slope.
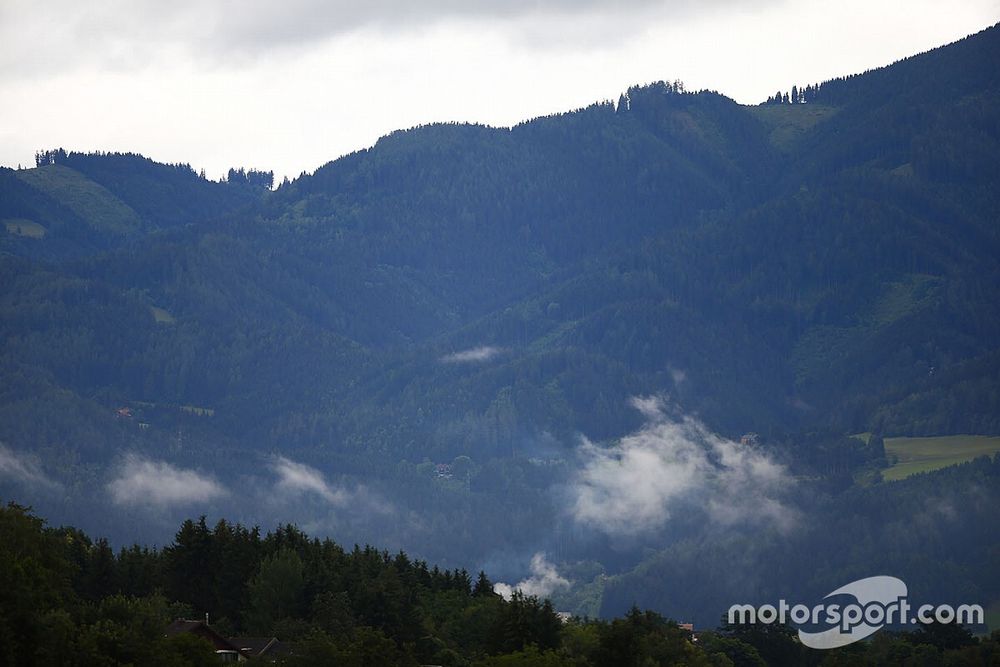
[1,21,999,623]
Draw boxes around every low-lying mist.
[569,395,795,537]
[3,391,994,627]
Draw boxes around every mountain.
[2,23,999,627]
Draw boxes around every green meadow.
[882,435,1000,481]
[746,103,838,151]
[16,164,144,235]
[4,217,46,238]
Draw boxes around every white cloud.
[441,345,505,364]
[271,455,348,504]
[108,454,228,508]
[0,1,995,183]
[0,444,58,489]
[494,552,570,601]
[570,396,794,536]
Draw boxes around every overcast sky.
[1,1,997,182]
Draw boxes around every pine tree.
[473,570,497,596]
[617,93,628,113]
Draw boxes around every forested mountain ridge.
[2,22,999,628]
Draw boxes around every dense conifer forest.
[3,503,998,666]
[2,20,999,656]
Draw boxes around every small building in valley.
[165,619,245,662]
[229,636,289,661]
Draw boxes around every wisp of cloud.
[271,455,347,504]
[108,454,227,508]
[441,345,505,364]
[570,396,794,536]
[0,443,58,490]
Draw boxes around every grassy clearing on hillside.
[149,306,176,324]
[746,104,838,151]
[3,218,46,238]
[882,435,1000,481]
[16,165,143,235]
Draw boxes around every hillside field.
[882,435,1000,481]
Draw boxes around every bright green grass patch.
[882,435,1000,481]
[746,104,838,151]
[3,218,46,238]
[16,165,143,235]
[149,306,176,324]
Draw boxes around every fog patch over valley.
[0,444,59,491]
[494,552,571,601]
[270,455,349,505]
[262,456,397,538]
[107,454,228,508]
[569,396,795,537]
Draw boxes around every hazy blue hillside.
[1,23,998,627]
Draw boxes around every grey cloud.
[570,396,795,536]
[0,444,58,490]
[108,454,228,508]
[0,0,768,77]
[210,0,673,48]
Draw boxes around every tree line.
[2,502,997,666]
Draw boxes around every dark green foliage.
[601,455,1000,627]
[475,571,498,597]
[5,27,999,477]
[46,149,258,228]
[245,548,306,633]
[906,620,977,651]
[719,619,804,666]
[3,502,998,666]
[697,631,767,667]
[0,504,558,664]
[226,166,274,190]
[488,591,563,655]
[1,22,1000,647]
[0,503,75,665]
[587,607,709,666]
[163,517,215,613]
